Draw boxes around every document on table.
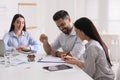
[38,55,65,63]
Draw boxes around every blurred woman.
[63,17,114,80]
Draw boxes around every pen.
[38,58,43,62]
[62,51,70,60]
[65,51,70,56]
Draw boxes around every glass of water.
[4,51,11,67]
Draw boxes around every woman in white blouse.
[63,17,115,80]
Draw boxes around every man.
[40,10,85,58]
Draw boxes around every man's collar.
[69,27,76,36]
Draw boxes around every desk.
[0,53,93,80]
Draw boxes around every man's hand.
[40,34,48,43]
[52,51,71,58]
[40,33,51,54]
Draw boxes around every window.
[108,0,120,34]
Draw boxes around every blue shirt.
[3,31,41,52]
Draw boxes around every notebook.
[0,40,6,57]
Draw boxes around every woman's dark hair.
[53,10,69,21]
[9,14,26,32]
[74,17,112,66]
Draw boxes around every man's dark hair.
[53,10,69,21]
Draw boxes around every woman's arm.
[64,55,84,69]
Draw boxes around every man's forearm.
[43,41,51,54]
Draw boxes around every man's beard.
[62,28,70,35]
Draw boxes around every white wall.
[0,0,104,41]
[1,0,120,39]
[0,0,18,39]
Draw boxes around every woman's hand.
[64,55,84,68]
[63,55,77,64]
[61,51,71,58]
[16,45,31,51]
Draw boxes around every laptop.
[0,40,6,57]
[0,40,20,57]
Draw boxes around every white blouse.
[83,40,114,80]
